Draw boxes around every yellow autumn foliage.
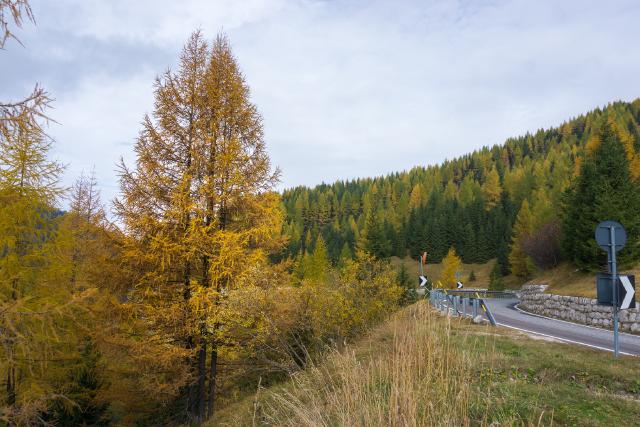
[440,247,462,289]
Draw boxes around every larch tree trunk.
[197,342,207,422]
[207,348,218,418]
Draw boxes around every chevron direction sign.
[418,275,427,287]
[619,275,636,310]
[596,274,635,309]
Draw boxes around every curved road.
[483,298,640,356]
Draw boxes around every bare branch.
[0,0,35,49]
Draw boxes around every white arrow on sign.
[456,281,464,289]
[620,275,635,309]
[419,276,427,287]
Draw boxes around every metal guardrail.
[428,288,498,326]
[443,289,517,299]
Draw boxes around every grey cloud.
[2,0,640,208]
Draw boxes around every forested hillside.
[281,100,640,279]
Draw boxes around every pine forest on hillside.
[281,100,640,278]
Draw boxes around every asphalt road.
[483,298,640,356]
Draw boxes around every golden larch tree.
[1,0,53,154]
[114,31,281,423]
[440,247,462,289]
[509,199,536,278]
[481,167,502,210]
[0,124,72,423]
[408,183,423,209]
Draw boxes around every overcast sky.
[2,0,640,207]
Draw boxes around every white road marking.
[513,303,637,337]
[495,322,636,357]
[441,298,640,355]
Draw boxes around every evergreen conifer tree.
[396,263,417,304]
[563,121,640,270]
[488,262,505,291]
[360,211,391,258]
[338,242,353,266]
[496,239,511,276]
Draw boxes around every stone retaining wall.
[518,284,640,333]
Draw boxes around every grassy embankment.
[391,257,640,298]
[210,301,640,426]
[390,256,496,287]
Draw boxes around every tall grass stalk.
[261,302,476,426]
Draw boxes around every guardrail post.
[472,298,478,318]
[462,297,467,317]
[479,298,497,326]
[453,296,458,315]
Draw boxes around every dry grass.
[257,303,474,427]
[390,256,495,288]
[211,300,640,426]
[211,303,479,426]
[524,262,640,298]
[526,263,596,297]
[392,257,640,298]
